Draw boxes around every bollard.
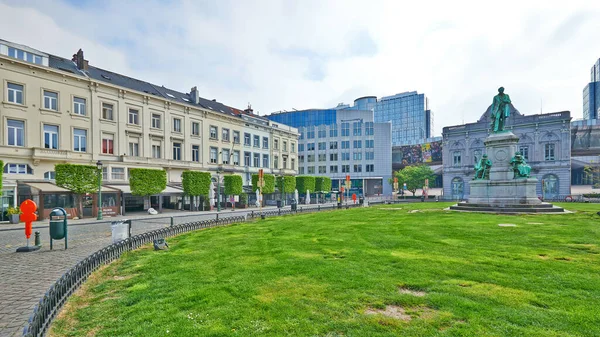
[216,213,219,221]
[251,211,254,218]
[170,217,174,227]
[34,231,41,247]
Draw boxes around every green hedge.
[129,168,167,196]
[583,193,600,198]
[251,174,275,193]
[55,163,98,194]
[277,175,296,194]
[296,176,316,194]
[224,175,243,195]
[182,171,211,196]
[315,176,332,192]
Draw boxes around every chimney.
[75,49,88,71]
[244,103,253,115]
[190,86,200,104]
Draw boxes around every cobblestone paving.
[0,209,261,337]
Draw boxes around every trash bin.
[421,195,425,202]
[111,220,129,243]
[49,208,68,250]
[337,202,342,209]
[277,200,282,208]
[359,197,364,205]
[291,199,297,211]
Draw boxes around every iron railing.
[23,203,362,336]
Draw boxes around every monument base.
[468,178,541,207]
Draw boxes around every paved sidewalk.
[0,203,341,337]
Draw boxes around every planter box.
[9,214,20,224]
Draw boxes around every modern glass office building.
[584,58,600,120]
[373,91,431,146]
[267,109,392,196]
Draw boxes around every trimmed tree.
[315,176,332,203]
[251,174,275,194]
[394,165,436,196]
[296,176,316,198]
[182,171,211,211]
[277,175,297,204]
[55,163,99,218]
[224,175,243,209]
[129,168,167,210]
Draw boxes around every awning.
[24,182,70,193]
[107,185,183,194]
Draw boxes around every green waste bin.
[49,208,68,250]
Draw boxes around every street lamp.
[279,169,285,207]
[216,164,223,212]
[96,160,103,220]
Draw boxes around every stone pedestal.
[485,132,519,181]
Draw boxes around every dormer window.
[6,46,44,65]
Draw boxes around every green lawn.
[50,202,600,337]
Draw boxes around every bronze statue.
[510,151,531,178]
[491,87,511,132]
[474,154,492,180]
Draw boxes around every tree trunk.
[77,194,83,219]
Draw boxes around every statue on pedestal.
[510,151,531,178]
[473,154,492,180]
[491,87,511,132]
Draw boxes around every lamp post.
[217,164,223,212]
[280,169,285,207]
[96,160,103,220]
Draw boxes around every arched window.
[44,171,56,180]
[542,174,559,199]
[451,177,464,200]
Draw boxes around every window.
[342,165,350,173]
[244,133,251,146]
[253,153,260,167]
[263,137,269,149]
[233,151,240,165]
[318,154,326,162]
[299,155,304,163]
[353,164,362,173]
[518,146,529,161]
[366,152,374,160]
[330,142,338,150]
[102,134,114,154]
[330,153,338,161]
[7,47,43,64]
[298,144,305,152]
[318,126,326,138]
[210,147,218,164]
[366,164,374,172]
[233,131,240,144]
[366,140,374,148]
[128,108,139,125]
[307,154,315,162]
[263,154,269,168]
[152,144,161,159]
[342,153,350,161]
[306,127,315,139]
[453,151,461,166]
[73,97,86,115]
[341,122,350,137]
[7,83,24,104]
[173,118,182,133]
[274,155,279,169]
[542,174,559,199]
[329,124,338,137]
[190,145,199,162]
[365,122,374,136]
[353,152,362,160]
[544,143,555,161]
[244,152,251,166]
[283,141,287,152]
[319,166,327,174]
[192,122,200,136]
[341,141,350,149]
[4,163,32,174]
[307,143,315,151]
[291,158,295,170]
[222,128,230,142]
[274,138,279,150]
[111,167,125,180]
[151,114,161,128]
[451,177,464,199]
[172,142,182,160]
[73,129,87,152]
[307,166,315,174]
[44,171,56,180]
[291,142,296,153]
[222,149,230,164]
[129,140,139,156]
[318,142,326,150]
[330,165,338,173]
[299,167,305,174]
[43,91,58,110]
[353,122,362,136]
[353,140,362,149]
[253,135,260,147]
[102,167,108,180]
[98,103,113,120]
[7,120,25,147]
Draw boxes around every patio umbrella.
[256,188,260,207]
[294,189,299,202]
[209,182,215,207]
[306,190,310,204]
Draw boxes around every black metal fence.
[22,203,361,337]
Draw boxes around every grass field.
[50,202,600,336]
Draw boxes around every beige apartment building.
[0,39,298,219]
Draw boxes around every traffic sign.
[346,175,350,183]
[394,177,398,183]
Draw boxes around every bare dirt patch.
[398,287,426,297]
[538,254,548,259]
[113,275,134,281]
[378,208,403,210]
[554,257,572,261]
[365,305,412,321]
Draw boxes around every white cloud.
[2,0,600,135]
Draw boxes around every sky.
[1,0,600,136]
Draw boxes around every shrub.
[129,168,167,196]
[296,176,316,194]
[251,174,275,193]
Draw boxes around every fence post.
[318,205,320,211]
[251,210,254,218]
[216,213,219,222]
[170,217,174,227]
[278,208,281,215]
